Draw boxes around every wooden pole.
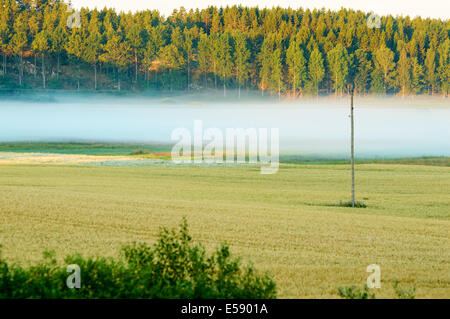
[350,84,355,207]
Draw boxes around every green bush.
[0,219,276,299]
[392,280,416,299]
[337,285,376,299]
[338,282,417,299]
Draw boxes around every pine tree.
[233,31,251,98]
[84,32,101,90]
[51,25,67,80]
[424,47,436,95]
[437,39,449,97]
[308,47,325,96]
[258,37,272,96]
[209,33,219,90]
[210,11,222,34]
[126,24,143,85]
[396,46,411,96]
[28,13,40,80]
[10,12,28,86]
[183,27,194,91]
[217,32,233,97]
[143,25,165,88]
[353,49,372,95]
[0,0,12,77]
[374,46,395,94]
[66,28,87,90]
[198,33,210,88]
[100,33,132,91]
[32,31,49,88]
[286,37,307,97]
[370,69,385,94]
[160,43,185,90]
[271,47,284,99]
[326,44,349,96]
[410,57,425,94]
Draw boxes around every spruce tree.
[437,40,449,97]
[308,47,325,96]
[374,46,395,94]
[198,33,210,88]
[326,44,349,96]
[353,49,372,95]
[396,46,411,96]
[424,47,436,95]
[233,31,251,98]
[217,32,233,97]
[258,38,272,96]
[31,31,49,88]
[286,37,307,97]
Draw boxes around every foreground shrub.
[0,219,276,299]
[392,280,416,299]
[337,285,376,299]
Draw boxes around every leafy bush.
[0,219,276,299]
[337,285,376,299]
[392,280,416,299]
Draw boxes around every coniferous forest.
[0,0,448,97]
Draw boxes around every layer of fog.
[1,92,449,159]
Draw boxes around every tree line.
[0,0,448,97]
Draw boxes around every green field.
[0,142,172,156]
[2,143,450,167]
[0,161,448,299]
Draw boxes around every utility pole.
[350,83,355,207]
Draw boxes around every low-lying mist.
[0,91,449,159]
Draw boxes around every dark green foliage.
[354,49,372,94]
[337,285,376,299]
[0,1,447,96]
[392,280,416,299]
[338,282,417,299]
[0,219,276,299]
[334,201,367,208]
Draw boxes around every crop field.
[0,161,449,298]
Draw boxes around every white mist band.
[171,120,279,174]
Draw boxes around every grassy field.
[2,142,450,167]
[0,162,449,298]
[0,142,171,155]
